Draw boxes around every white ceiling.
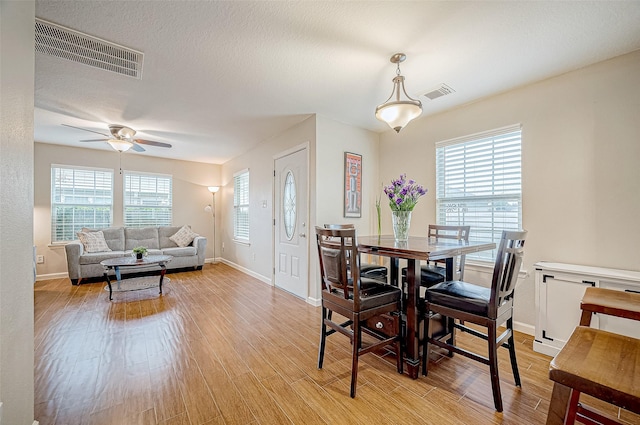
[34,1,640,164]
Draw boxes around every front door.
[274,147,308,299]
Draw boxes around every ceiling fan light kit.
[107,139,133,152]
[375,53,423,133]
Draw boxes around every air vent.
[422,84,455,100]
[35,18,144,79]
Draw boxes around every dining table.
[357,235,496,379]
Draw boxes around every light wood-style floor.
[34,263,640,425]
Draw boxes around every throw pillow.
[77,231,112,253]
[169,225,199,247]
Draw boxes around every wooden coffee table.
[100,255,172,300]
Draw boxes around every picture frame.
[344,152,362,218]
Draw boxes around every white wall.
[33,143,220,277]
[312,115,380,300]
[219,114,380,303]
[0,1,36,423]
[220,116,316,283]
[379,49,640,328]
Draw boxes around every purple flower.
[381,174,427,212]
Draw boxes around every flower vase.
[391,210,412,242]
[136,253,143,260]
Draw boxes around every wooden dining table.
[357,235,496,379]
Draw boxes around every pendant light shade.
[375,53,422,133]
[107,139,133,152]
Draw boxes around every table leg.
[158,263,167,295]
[104,269,113,301]
[115,266,122,291]
[405,258,421,379]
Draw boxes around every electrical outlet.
[252,253,256,261]
[36,255,45,264]
[222,242,225,252]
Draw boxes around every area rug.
[104,276,170,293]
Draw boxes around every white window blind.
[436,125,522,261]
[51,166,113,242]
[233,169,250,241]
[123,172,172,228]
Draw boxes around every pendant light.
[375,53,422,133]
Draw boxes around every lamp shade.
[375,100,422,133]
[107,139,133,152]
[208,186,219,193]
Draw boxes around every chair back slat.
[316,226,360,302]
[429,224,471,280]
[490,230,527,316]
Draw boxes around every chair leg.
[446,316,455,357]
[422,309,431,376]
[318,306,328,369]
[396,318,404,374]
[506,318,521,387]
[350,318,360,398]
[488,321,503,412]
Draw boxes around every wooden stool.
[579,286,640,326]
[545,326,640,425]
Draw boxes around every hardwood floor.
[34,263,640,425]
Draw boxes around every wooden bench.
[546,286,640,424]
[579,286,640,326]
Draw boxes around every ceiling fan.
[62,124,172,152]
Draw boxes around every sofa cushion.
[169,225,198,247]
[159,226,183,248]
[77,231,112,253]
[79,251,126,265]
[82,227,125,251]
[124,227,160,250]
[162,246,197,258]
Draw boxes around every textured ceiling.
[34,1,640,164]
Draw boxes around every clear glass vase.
[391,210,412,242]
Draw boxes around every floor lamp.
[205,186,219,263]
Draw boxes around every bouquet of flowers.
[383,174,427,211]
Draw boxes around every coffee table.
[100,255,172,300]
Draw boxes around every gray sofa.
[64,226,207,285]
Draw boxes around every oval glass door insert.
[283,170,296,240]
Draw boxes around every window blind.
[233,169,250,241]
[51,166,113,242]
[436,125,522,261]
[123,172,172,228]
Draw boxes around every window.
[233,169,250,241]
[123,172,172,228]
[436,125,522,261]
[51,165,113,242]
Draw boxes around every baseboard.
[204,257,217,264]
[218,259,271,285]
[36,272,68,281]
[513,320,535,336]
[306,296,321,307]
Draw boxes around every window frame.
[122,170,173,228]
[50,164,114,243]
[435,124,522,262]
[233,168,250,242]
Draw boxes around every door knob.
[299,233,306,238]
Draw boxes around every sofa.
[64,225,207,285]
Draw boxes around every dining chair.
[402,224,471,288]
[315,226,403,398]
[324,224,388,283]
[422,229,527,412]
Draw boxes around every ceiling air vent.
[422,84,455,101]
[35,18,144,79]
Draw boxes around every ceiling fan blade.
[79,138,108,142]
[134,139,172,148]
[131,143,146,152]
[62,124,111,137]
